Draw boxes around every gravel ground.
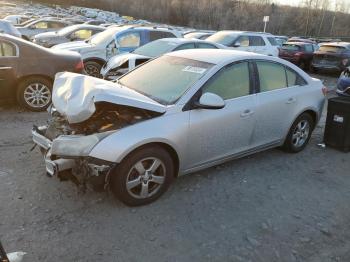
[1,73,350,262]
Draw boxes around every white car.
[0,20,22,38]
[52,26,183,77]
[101,38,225,80]
[3,15,30,25]
[207,31,279,56]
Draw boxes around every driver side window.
[33,22,48,29]
[71,29,93,40]
[234,36,249,47]
[202,62,250,100]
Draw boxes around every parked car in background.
[274,35,288,46]
[0,21,22,38]
[207,31,279,56]
[101,38,225,80]
[16,19,71,40]
[184,30,216,40]
[84,20,106,26]
[32,49,325,206]
[3,15,31,25]
[33,24,105,48]
[279,42,316,70]
[0,34,84,111]
[311,42,350,72]
[52,25,182,77]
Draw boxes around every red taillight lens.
[75,60,84,72]
[322,86,328,96]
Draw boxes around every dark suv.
[279,42,316,70]
[0,34,84,111]
[312,42,350,72]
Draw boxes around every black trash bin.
[324,97,350,152]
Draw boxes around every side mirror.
[232,42,241,48]
[195,92,225,110]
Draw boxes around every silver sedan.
[32,49,326,206]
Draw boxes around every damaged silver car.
[32,49,326,206]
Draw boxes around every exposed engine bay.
[33,102,161,192]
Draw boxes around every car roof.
[215,30,273,36]
[64,24,105,30]
[158,38,214,44]
[322,42,350,48]
[166,49,264,64]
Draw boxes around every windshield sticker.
[182,66,207,74]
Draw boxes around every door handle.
[240,109,254,118]
[286,97,297,104]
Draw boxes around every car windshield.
[282,44,301,51]
[89,26,122,45]
[58,25,78,36]
[207,32,238,46]
[118,55,214,105]
[319,45,347,53]
[133,40,178,57]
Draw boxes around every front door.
[187,61,257,169]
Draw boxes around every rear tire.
[283,113,314,153]
[111,146,175,206]
[16,76,52,111]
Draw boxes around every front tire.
[111,146,175,206]
[84,61,102,78]
[16,76,52,111]
[283,113,314,153]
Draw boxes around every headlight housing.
[51,132,114,157]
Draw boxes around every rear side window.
[256,61,287,91]
[286,67,307,86]
[149,31,176,41]
[196,43,217,49]
[304,44,314,52]
[249,36,265,46]
[174,43,196,51]
[0,41,16,56]
[33,21,48,29]
[202,62,250,100]
[267,37,279,46]
[48,22,65,29]
[235,36,249,47]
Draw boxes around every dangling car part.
[337,66,350,97]
[32,50,325,206]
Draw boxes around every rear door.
[252,60,298,147]
[0,40,18,100]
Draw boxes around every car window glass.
[33,21,48,29]
[162,32,176,38]
[235,36,249,47]
[48,22,64,29]
[286,67,307,86]
[256,61,287,91]
[72,29,93,40]
[304,44,313,52]
[174,43,196,50]
[149,31,164,41]
[202,62,250,100]
[267,37,279,46]
[249,36,265,46]
[197,43,217,49]
[0,42,16,56]
[117,32,141,48]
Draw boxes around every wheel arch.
[117,142,180,178]
[83,57,106,65]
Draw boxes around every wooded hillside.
[34,0,350,38]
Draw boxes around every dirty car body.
[32,49,326,206]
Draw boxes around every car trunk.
[312,52,343,66]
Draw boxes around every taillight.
[75,60,84,72]
[322,86,328,96]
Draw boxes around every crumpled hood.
[51,41,92,51]
[52,72,166,124]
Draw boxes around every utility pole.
[263,16,269,32]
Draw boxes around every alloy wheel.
[292,120,310,148]
[126,157,166,199]
[23,82,51,109]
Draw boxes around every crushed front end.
[32,102,158,191]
